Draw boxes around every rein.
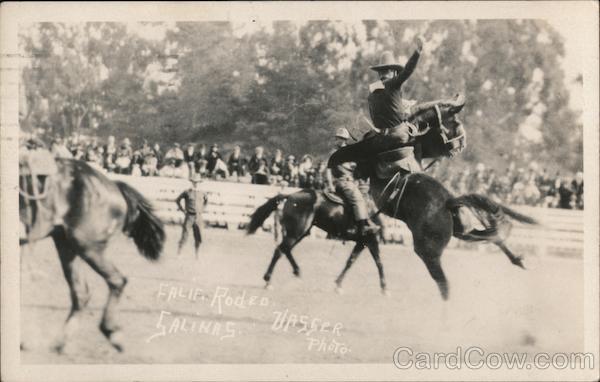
[372,172,411,218]
[19,155,55,237]
[434,104,450,136]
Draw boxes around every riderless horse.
[19,149,165,352]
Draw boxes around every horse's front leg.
[51,229,91,354]
[335,242,365,294]
[365,236,388,295]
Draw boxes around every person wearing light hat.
[175,173,208,259]
[368,37,423,128]
[327,127,380,238]
[328,37,426,176]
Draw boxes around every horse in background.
[247,189,388,293]
[19,149,165,352]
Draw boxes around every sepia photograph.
[2,2,598,381]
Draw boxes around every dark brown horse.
[19,153,165,352]
[247,97,538,299]
[247,189,388,292]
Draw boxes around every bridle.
[19,153,53,201]
[19,153,55,237]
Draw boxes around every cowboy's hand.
[415,36,424,53]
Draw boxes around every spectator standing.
[227,145,246,181]
[153,143,163,170]
[558,177,574,209]
[270,149,284,181]
[104,135,117,172]
[115,138,133,174]
[51,138,73,159]
[572,172,584,210]
[312,161,328,190]
[248,146,270,185]
[175,174,208,259]
[141,141,158,176]
[165,143,185,168]
[195,144,208,176]
[184,144,197,177]
[130,149,144,173]
[206,144,222,177]
[298,154,315,188]
[282,155,298,187]
[72,142,86,160]
[523,173,541,206]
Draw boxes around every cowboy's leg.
[328,130,409,167]
[337,181,369,221]
[177,214,193,254]
[192,217,202,258]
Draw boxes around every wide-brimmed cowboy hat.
[370,51,404,72]
[335,127,350,140]
[190,173,203,183]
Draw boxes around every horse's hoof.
[382,289,391,297]
[51,340,66,354]
[293,270,301,278]
[513,256,526,269]
[109,331,125,352]
[265,283,274,291]
[335,286,344,295]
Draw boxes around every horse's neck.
[369,175,391,209]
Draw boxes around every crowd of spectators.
[432,162,584,210]
[44,133,584,210]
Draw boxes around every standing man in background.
[175,173,208,259]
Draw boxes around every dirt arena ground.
[20,226,584,364]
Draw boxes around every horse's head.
[440,93,465,118]
[412,93,467,159]
[411,93,465,130]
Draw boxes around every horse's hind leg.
[365,236,388,294]
[495,241,525,269]
[415,238,449,300]
[51,228,91,353]
[335,243,365,293]
[78,242,128,352]
[282,230,311,278]
[263,246,283,288]
[421,255,449,300]
[264,232,305,288]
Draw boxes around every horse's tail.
[246,194,289,235]
[447,194,538,241]
[115,181,165,261]
[498,204,538,225]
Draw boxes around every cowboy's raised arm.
[388,37,423,89]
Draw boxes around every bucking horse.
[246,94,538,299]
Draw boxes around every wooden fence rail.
[108,174,583,258]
